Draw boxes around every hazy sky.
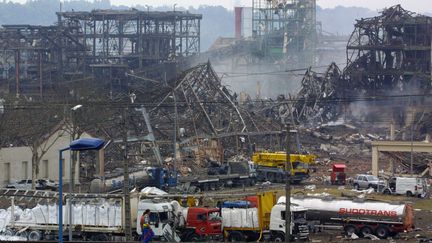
[105,0,431,13]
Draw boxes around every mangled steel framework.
[286,5,432,175]
[127,62,285,167]
[291,5,432,124]
[0,24,86,96]
[293,63,342,124]
[0,9,202,97]
[57,10,201,69]
[345,5,432,94]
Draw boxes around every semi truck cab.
[136,200,178,240]
[136,200,222,242]
[183,207,222,240]
[270,204,309,241]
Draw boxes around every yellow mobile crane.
[251,152,316,184]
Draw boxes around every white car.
[6,179,35,190]
[6,179,53,190]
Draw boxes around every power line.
[1,92,432,110]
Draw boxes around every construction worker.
[140,209,154,243]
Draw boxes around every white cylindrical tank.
[278,196,407,220]
[90,169,151,193]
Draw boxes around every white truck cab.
[270,198,309,241]
[136,200,180,241]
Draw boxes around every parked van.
[383,177,428,198]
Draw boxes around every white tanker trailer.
[278,196,414,239]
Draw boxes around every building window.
[22,161,28,179]
[43,160,49,178]
[5,163,10,183]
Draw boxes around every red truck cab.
[185,207,222,240]
[331,163,346,185]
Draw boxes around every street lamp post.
[68,104,82,241]
[58,138,104,243]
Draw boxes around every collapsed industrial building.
[0,9,202,97]
[0,4,431,185]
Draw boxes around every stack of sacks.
[0,201,123,229]
[7,206,22,223]
[16,209,36,225]
[72,203,84,225]
[83,205,96,225]
[0,209,10,232]
[47,204,57,224]
[221,208,259,228]
[221,208,231,227]
[96,203,109,226]
[32,204,49,224]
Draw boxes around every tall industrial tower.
[252,0,316,67]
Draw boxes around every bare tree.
[2,98,64,189]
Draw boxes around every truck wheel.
[28,230,42,241]
[276,174,284,183]
[375,225,390,239]
[203,183,210,191]
[267,173,276,182]
[272,232,285,242]
[292,180,301,185]
[354,184,359,190]
[249,179,256,186]
[90,233,109,241]
[228,231,245,242]
[360,226,373,236]
[187,233,202,242]
[383,189,391,195]
[344,225,358,236]
[3,229,14,236]
[15,230,28,239]
[406,191,413,197]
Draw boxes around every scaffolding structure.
[57,10,202,70]
[252,0,316,66]
[344,5,432,95]
[0,9,202,97]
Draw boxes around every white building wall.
[0,127,93,188]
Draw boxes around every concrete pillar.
[95,149,105,179]
[99,149,105,178]
[372,146,379,177]
[429,162,432,177]
[390,122,395,140]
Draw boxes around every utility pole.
[173,87,177,171]
[285,123,291,243]
[122,107,132,240]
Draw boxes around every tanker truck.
[221,192,309,241]
[279,196,414,239]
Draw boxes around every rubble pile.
[286,5,432,129]
[381,152,432,175]
[292,63,343,125]
[344,5,432,95]
[126,62,283,171]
